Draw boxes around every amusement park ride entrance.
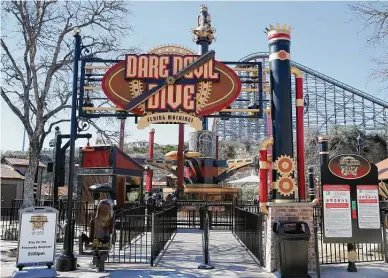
[53,4,388,274]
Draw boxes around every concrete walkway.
[158,229,272,277]
[2,233,388,277]
[316,262,388,278]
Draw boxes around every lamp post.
[56,28,82,271]
[347,133,368,273]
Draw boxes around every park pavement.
[1,230,388,277]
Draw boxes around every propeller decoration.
[125,50,216,111]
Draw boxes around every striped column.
[294,69,306,201]
[259,138,273,211]
[318,135,329,167]
[145,128,155,196]
[267,24,296,202]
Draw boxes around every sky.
[1,1,386,152]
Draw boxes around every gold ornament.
[277,176,296,196]
[146,44,213,115]
[147,44,196,56]
[129,80,145,112]
[274,155,295,176]
[347,250,358,262]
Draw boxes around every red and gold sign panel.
[101,45,241,130]
[328,154,371,180]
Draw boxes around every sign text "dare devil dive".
[124,55,220,112]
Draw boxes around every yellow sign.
[30,215,48,230]
[138,112,203,130]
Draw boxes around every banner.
[138,112,203,130]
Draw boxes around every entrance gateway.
[52,3,385,276]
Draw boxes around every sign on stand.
[16,207,58,270]
[323,185,352,238]
[356,185,380,229]
[321,154,382,243]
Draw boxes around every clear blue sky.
[1,1,386,151]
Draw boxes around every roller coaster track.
[213,52,388,141]
[241,52,388,108]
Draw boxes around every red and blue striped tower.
[266,24,296,202]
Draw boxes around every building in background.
[1,157,46,200]
[0,164,25,207]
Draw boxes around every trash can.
[273,220,311,277]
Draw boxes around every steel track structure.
[213,52,388,141]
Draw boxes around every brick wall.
[264,203,316,274]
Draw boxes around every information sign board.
[356,185,380,229]
[321,154,382,243]
[16,207,58,269]
[323,185,352,238]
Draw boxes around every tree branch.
[0,39,26,88]
[1,87,32,135]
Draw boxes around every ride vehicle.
[79,184,116,272]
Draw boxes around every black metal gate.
[233,206,266,267]
[313,205,386,264]
[176,201,234,230]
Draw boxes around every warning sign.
[357,185,380,229]
[323,185,352,238]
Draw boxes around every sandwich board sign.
[16,207,58,271]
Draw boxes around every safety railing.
[106,209,150,264]
[150,205,177,266]
[176,200,234,230]
[1,199,146,244]
[0,206,20,240]
[233,206,266,267]
[313,205,386,264]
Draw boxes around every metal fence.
[1,206,20,240]
[233,206,266,267]
[151,205,177,266]
[107,206,150,264]
[176,201,234,230]
[313,205,386,264]
[0,199,144,243]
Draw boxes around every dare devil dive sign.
[321,154,381,243]
[102,51,242,130]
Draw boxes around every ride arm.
[214,162,253,183]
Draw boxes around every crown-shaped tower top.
[265,24,291,35]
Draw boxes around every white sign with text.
[357,185,380,229]
[323,184,352,238]
[17,207,58,268]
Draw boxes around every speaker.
[47,162,53,172]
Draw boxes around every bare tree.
[1,1,138,207]
[349,1,388,89]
